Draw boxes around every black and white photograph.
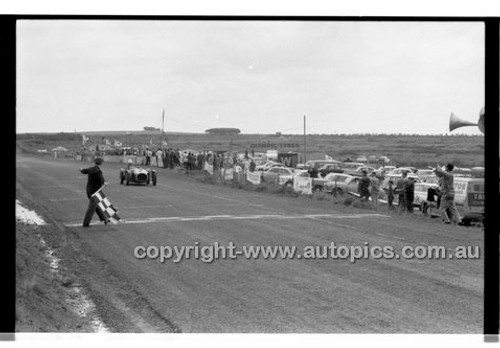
[8,4,500,346]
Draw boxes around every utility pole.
[303,115,307,164]
[161,108,167,148]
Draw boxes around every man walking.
[434,163,461,224]
[79,157,108,227]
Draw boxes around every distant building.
[143,126,161,131]
[205,128,241,136]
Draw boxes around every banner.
[246,171,262,185]
[91,189,120,223]
[293,176,312,195]
[224,168,234,180]
[204,161,214,175]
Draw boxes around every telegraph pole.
[161,108,167,147]
[303,115,307,163]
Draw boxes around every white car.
[386,167,416,175]
[413,182,439,211]
[255,161,285,171]
[377,165,396,172]
[312,173,352,190]
[415,169,436,181]
[322,174,358,194]
[262,167,295,186]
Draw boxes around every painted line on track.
[64,213,390,227]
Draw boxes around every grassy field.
[17,131,484,168]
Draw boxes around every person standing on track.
[79,157,108,227]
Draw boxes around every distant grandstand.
[205,128,241,136]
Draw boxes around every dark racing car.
[120,166,157,186]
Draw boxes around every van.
[453,177,484,225]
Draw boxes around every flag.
[91,189,120,223]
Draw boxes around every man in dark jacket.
[80,157,108,227]
[357,170,371,202]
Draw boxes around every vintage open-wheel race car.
[119,166,157,186]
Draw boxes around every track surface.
[16,155,484,333]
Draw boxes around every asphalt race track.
[16,155,484,333]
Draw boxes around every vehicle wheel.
[152,173,157,186]
[334,188,343,195]
[126,173,130,186]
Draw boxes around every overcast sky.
[17,20,484,135]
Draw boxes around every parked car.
[345,166,377,177]
[262,166,295,186]
[255,161,284,171]
[377,165,397,172]
[305,160,341,171]
[318,163,344,177]
[312,173,351,191]
[322,174,358,195]
[413,182,439,211]
[386,167,416,175]
[340,162,365,171]
[415,169,436,181]
[120,166,157,186]
[453,176,484,226]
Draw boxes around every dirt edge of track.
[16,181,181,333]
